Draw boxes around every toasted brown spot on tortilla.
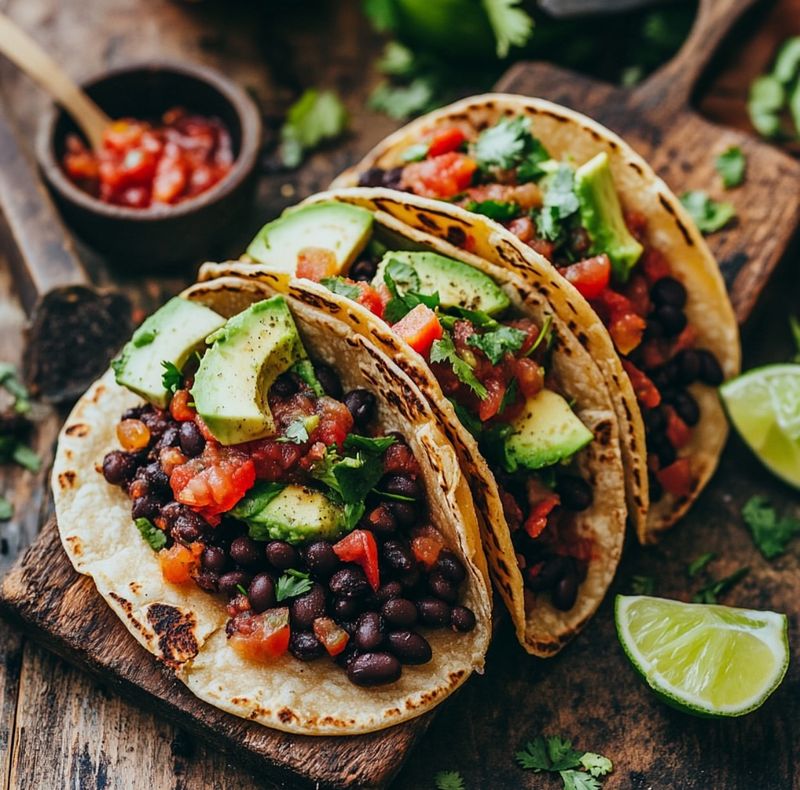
[109,592,134,615]
[129,582,141,594]
[416,212,440,231]
[658,193,693,245]
[90,385,106,403]
[628,161,644,176]
[278,707,298,724]
[446,225,467,247]
[65,535,82,555]
[65,423,89,437]
[58,471,77,490]
[145,603,199,665]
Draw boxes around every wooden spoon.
[0,11,111,151]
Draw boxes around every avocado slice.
[574,152,643,282]
[192,296,306,445]
[111,297,225,409]
[233,484,347,545]
[504,389,593,472]
[246,202,373,275]
[373,251,510,315]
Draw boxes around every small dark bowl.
[37,60,262,268]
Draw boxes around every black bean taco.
[53,276,492,735]
[199,190,628,657]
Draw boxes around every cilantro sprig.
[715,146,746,189]
[382,259,440,323]
[434,770,465,790]
[467,325,527,365]
[742,495,800,559]
[516,734,612,789]
[430,334,487,399]
[691,566,749,604]
[473,116,550,179]
[679,190,736,235]
[134,517,167,551]
[280,88,349,168]
[161,360,183,394]
[276,569,313,602]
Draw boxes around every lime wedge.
[615,595,789,717]
[719,364,800,488]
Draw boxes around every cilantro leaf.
[687,552,715,578]
[291,360,324,397]
[161,361,183,394]
[473,116,531,171]
[280,418,311,445]
[630,575,655,595]
[579,753,613,777]
[515,736,551,771]
[134,517,167,551]
[236,583,248,597]
[384,259,420,292]
[773,36,800,84]
[363,0,399,33]
[517,137,551,183]
[526,314,554,356]
[482,0,534,58]
[12,443,41,473]
[791,315,800,363]
[382,261,439,323]
[276,569,313,602]
[742,495,800,559]
[343,434,396,454]
[467,326,527,365]
[430,335,488,399]
[229,482,288,538]
[434,770,464,790]
[715,146,746,189]
[440,306,500,330]
[561,770,601,790]
[691,566,749,604]
[545,736,583,771]
[321,277,361,300]
[401,143,429,162]
[535,206,563,242]
[463,199,521,222]
[280,89,349,169]
[376,41,416,76]
[311,442,388,507]
[544,164,580,219]
[0,495,13,521]
[369,78,437,120]
[0,363,30,413]
[680,190,736,234]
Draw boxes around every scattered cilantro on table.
[516,734,613,789]
[748,36,800,139]
[482,0,533,59]
[715,146,746,189]
[679,191,736,235]
[687,552,715,578]
[434,770,465,790]
[742,496,800,559]
[0,495,13,521]
[280,88,349,168]
[789,316,800,363]
[691,566,749,604]
[0,363,31,414]
[630,575,655,595]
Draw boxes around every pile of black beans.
[356,166,405,191]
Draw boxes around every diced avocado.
[192,296,306,445]
[235,484,347,544]
[111,297,225,409]
[246,202,373,275]
[373,251,510,315]
[574,152,643,282]
[504,389,593,471]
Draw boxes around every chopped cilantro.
[0,495,13,521]
[343,434,396,454]
[278,418,312,445]
[161,361,183,394]
[291,359,324,397]
[630,575,655,595]
[383,261,439,323]
[742,495,800,559]
[280,89,349,168]
[687,552,715,578]
[544,164,580,219]
[434,770,465,790]
[498,379,519,415]
[579,753,613,778]
[535,206,563,242]
[384,259,421,292]
[467,326,527,364]
[320,276,361,300]
[517,138,551,183]
[134,517,167,551]
[430,334,488,399]
[473,116,549,174]
[236,583,248,597]
[561,772,601,790]
[276,569,313,602]
[715,146,746,189]
[679,191,736,234]
[526,314,554,356]
[691,566,749,604]
[463,199,521,222]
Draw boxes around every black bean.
[202,546,227,574]
[451,606,476,632]
[428,572,458,603]
[349,258,378,281]
[140,410,170,438]
[376,581,403,603]
[435,550,466,584]
[654,438,676,467]
[332,597,361,620]
[230,536,263,569]
[265,540,298,570]
[313,363,342,399]
[555,475,593,512]
[417,596,451,628]
[643,405,667,433]
[178,421,205,456]
[382,166,405,190]
[648,471,663,503]
[142,462,170,496]
[131,496,159,521]
[354,612,385,651]
[365,504,396,536]
[122,406,146,421]
[643,319,664,342]
[651,276,687,308]
[525,556,568,592]
[388,501,417,527]
[329,566,370,598]
[303,540,339,578]
[290,583,327,629]
[399,567,422,593]
[335,642,360,670]
[676,350,701,385]
[248,574,276,613]
[270,372,299,398]
[347,652,402,686]
[552,572,579,611]
[102,451,137,485]
[289,630,325,661]
[382,597,417,628]
[654,305,687,337]
[672,390,700,427]
[173,514,202,543]
[357,167,386,188]
[194,570,218,592]
[382,540,416,574]
[343,389,376,428]
[387,631,431,664]
[155,425,180,450]
[382,474,422,500]
[697,350,724,386]
[218,571,253,597]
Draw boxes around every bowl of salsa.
[37,60,262,267]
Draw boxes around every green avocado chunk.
[373,250,510,315]
[504,389,593,471]
[246,201,373,275]
[192,296,306,445]
[111,297,225,409]
[574,152,643,282]
[233,484,347,544]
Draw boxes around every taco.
[333,94,740,543]
[200,191,628,656]
[53,277,492,735]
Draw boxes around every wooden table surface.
[0,1,799,788]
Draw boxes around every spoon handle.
[0,12,111,150]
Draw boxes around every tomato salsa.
[62,107,233,208]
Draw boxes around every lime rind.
[615,595,789,718]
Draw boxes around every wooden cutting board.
[2,1,800,788]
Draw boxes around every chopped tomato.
[296,247,338,281]
[313,617,350,657]
[353,281,387,318]
[507,215,534,243]
[152,149,188,204]
[117,418,150,451]
[229,607,291,661]
[393,304,443,355]
[410,525,445,570]
[609,312,647,355]
[159,446,188,475]
[158,542,203,584]
[170,443,256,518]
[333,529,380,591]
[656,458,693,498]
[170,389,196,422]
[478,376,506,422]
[642,248,670,283]
[625,210,648,243]
[514,357,544,399]
[400,152,477,199]
[671,324,698,356]
[624,273,652,317]
[621,360,661,409]
[527,237,556,259]
[560,254,611,300]
[314,396,354,448]
[524,495,560,539]
[427,127,467,157]
[665,406,691,449]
